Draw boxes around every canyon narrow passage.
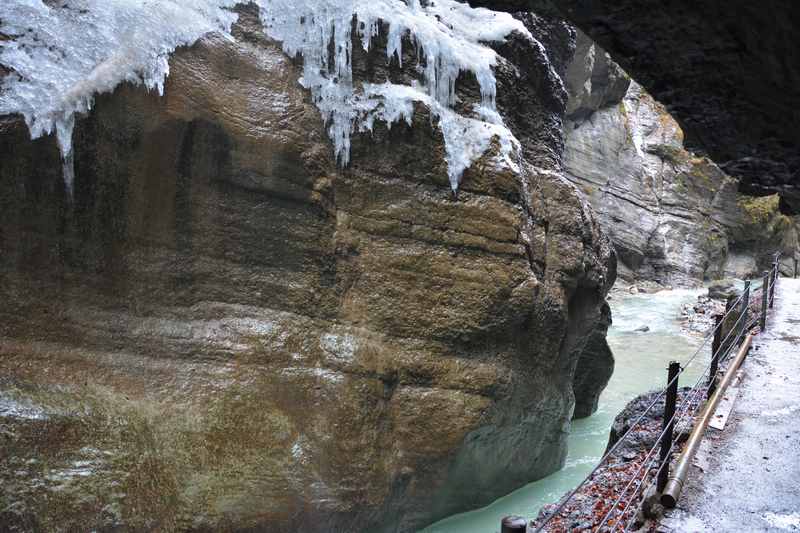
[425,289,709,532]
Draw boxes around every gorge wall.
[475,0,800,215]
[562,31,798,287]
[0,4,615,532]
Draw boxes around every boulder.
[708,280,740,301]
[0,6,615,532]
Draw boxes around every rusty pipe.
[661,333,753,508]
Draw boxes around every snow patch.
[320,332,357,363]
[763,512,800,530]
[761,405,800,418]
[0,395,48,420]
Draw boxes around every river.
[423,288,708,533]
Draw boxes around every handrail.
[532,254,782,532]
[661,334,754,508]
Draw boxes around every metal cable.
[615,303,762,533]
[534,270,775,532]
[595,360,713,530]
[613,374,711,532]
[600,305,752,530]
[618,374,713,533]
[611,264,780,532]
[534,291,749,532]
[585,307,749,531]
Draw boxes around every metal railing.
[514,254,783,533]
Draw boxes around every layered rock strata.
[562,31,798,287]
[0,6,614,532]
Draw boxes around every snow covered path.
[661,277,800,532]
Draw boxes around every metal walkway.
[661,278,800,532]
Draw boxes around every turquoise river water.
[423,289,709,533]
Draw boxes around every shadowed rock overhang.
[471,0,800,214]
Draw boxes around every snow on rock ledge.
[0,0,531,193]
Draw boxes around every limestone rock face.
[475,0,800,214]
[0,7,614,532]
[564,32,630,123]
[562,32,799,287]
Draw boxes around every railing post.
[769,261,778,309]
[501,516,527,533]
[658,361,681,493]
[761,271,770,331]
[709,314,723,397]
[794,257,798,279]
[741,279,751,339]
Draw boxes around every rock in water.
[708,279,740,301]
[0,4,615,532]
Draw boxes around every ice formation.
[0,0,531,193]
[258,0,531,189]
[0,0,240,195]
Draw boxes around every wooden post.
[794,257,798,279]
[658,361,681,492]
[769,261,777,309]
[501,516,527,533]
[709,315,723,397]
[760,271,770,331]
[741,279,750,339]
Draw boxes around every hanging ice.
[0,0,533,193]
[0,0,240,195]
[257,0,532,189]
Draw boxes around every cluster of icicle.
[0,0,531,194]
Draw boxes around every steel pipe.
[661,333,753,508]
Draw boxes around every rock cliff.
[475,0,800,215]
[562,31,798,287]
[0,5,614,532]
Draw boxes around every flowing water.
[423,288,708,533]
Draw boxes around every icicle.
[0,0,240,198]
[257,0,533,189]
[55,114,76,198]
[0,0,535,192]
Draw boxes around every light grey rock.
[563,31,799,287]
[708,280,739,301]
[565,30,631,123]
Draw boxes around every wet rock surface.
[707,280,739,301]
[680,295,724,336]
[572,301,614,419]
[0,6,615,532]
[561,30,800,287]
[476,0,800,215]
